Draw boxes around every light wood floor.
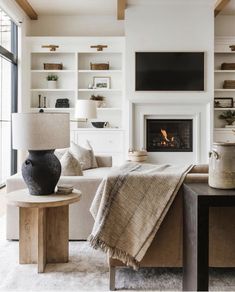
[0,187,6,217]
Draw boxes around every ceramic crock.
[209,142,235,189]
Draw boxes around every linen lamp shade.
[75,100,97,119]
[12,113,70,150]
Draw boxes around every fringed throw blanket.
[89,162,192,269]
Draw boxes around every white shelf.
[78,70,122,73]
[97,107,122,111]
[30,107,73,112]
[214,128,235,130]
[214,108,235,110]
[214,89,235,91]
[31,70,75,73]
[78,89,122,92]
[214,70,235,73]
[215,51,235,54]
[30,89,75,91]
[70,127,124,131]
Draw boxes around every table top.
[6,189,81,208]
[184,183,235,197]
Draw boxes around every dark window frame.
[0,19,18,179]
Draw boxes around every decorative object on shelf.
[38,94,42,108]
[47,74,58,89]
[91,121,108,128]
[128,149,148,162]
[43,96,47,108]
[219,110,235,126]
[12,112,70,195]
[57,184,74,194]
[209,142,235,189]
[221,63,235,70]
[214,97,233,108]
[229,45,235,51]
[88,83,93,89]
[93,76,110,89]
[55,98,70,108]
[41,45,59,52]
[90,62,109,70]
[75,100,97,125]
[90,95,105,108]
[90,45,108,52]
[223,80,235,89]
[44,63,63,70]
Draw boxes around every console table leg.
[183,192,209,291]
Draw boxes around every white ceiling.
[28,0,117,16]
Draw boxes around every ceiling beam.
[117,0,126,20]
[15,0,38,20]
[215,0,230,17]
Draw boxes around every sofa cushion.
[60,150,83,176]
[83,167,112,178]
[70,141,98,170]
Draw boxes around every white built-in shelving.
[26,37,126,165]
[214,37,235,143]
[27,37,125,130]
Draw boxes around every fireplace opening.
[146,119,193,152]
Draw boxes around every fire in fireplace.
[146,119,193,152]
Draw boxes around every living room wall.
[125,0,215,163]
[27,15,124,36]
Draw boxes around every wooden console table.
[6,189,81,273]
[183,183,235,291]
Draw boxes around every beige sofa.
[6,155,112,240]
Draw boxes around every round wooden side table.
[6,189,81,273]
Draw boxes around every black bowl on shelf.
[91,122,107,128]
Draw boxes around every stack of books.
[57,185,74,195]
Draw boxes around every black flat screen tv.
[135,52,204,91]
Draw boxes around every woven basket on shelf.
[90,63,109,70]
[221,63,235,70]
[44,63,63,70]
[223,80,235,89]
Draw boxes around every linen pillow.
[60,150,83,176]
[70,141,98,170]
[55,148,68,160]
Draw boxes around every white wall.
[215,15,235,36]
[28,15,124,36]
[125,0,214,163]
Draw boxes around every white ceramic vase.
[47,80,57,89]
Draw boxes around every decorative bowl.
[91,122,107,128]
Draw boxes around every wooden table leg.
[19,205,69,273]
[38,208,46,273]
[183,192,209,291]
[46,205,69,263]
[19,207,38,264]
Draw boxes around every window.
[0,9,17,186]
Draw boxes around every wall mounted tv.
[135,52,204,91]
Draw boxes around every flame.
[161,129,170,142]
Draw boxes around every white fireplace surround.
[132,103,212,165]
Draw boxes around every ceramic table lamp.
[12,112,70,195]
[75,100,97,120]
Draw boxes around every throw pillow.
[60,150,83,176]
[55,148,68,160]
[70,141,98,170]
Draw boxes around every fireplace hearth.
[146,119,193,152]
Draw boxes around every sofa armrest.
[95,155,112,167]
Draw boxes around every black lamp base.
[22,150,61,196]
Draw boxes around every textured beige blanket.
[89,162,192,269]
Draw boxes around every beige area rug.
[0,216,235,291]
